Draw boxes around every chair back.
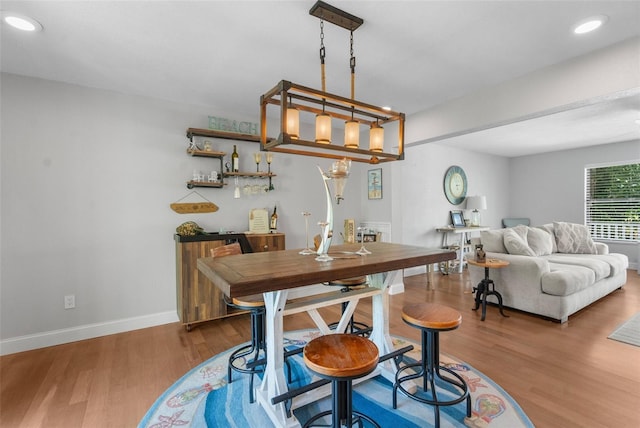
[502,218,530,228]
[210,242,242,258]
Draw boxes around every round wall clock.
[443,165,468,205]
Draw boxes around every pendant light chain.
[350,30,356,100]
[319,19,326,92]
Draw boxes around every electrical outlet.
[64,294,75,309]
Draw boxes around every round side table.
[467,258,510,321]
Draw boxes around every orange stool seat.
[302,334,380,428]
[325,276,370,336]
[393,303,471,427]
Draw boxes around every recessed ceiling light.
[573,15,608,34]
[1,12,43,32]
[382,106,392,111]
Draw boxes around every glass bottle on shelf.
[270,205,278,232]
[232,145,239,172]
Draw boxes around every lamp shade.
[466,195,487,211]
[286,105,299,139]
[315,113,332,144]
[344,119,360,148]
[369,122,384,152]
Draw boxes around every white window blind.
[585,161,640,241]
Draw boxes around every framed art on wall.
[368,168,382,199]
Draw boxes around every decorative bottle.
[231,145,239,172]
[270,205,278,232]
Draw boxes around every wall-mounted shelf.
[185,127,276,191]
[187,148,226,158]
[224,172,276,178]
[186,128,261,143]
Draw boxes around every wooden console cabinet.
[175,232,285,330]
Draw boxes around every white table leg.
[457,232,465,273]
[257,289,300,428]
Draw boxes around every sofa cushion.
[480,229,507,253]
[503,227,536,256]
[545,255,610,281]
[553,222,597,254]
[527,227,553,256]
[542,263,596,296]
[546,253,628,277]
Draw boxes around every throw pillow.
[553,222,597,254]
[480,229,507,253]
[527,227,553,256]
[537,224,558,253]
[503,228,536,256]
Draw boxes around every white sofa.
[468,222,629,323]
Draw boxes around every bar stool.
[303,334,381,428]
[393,302,471,427]
[325,276,371,335]
[211,243,266,404]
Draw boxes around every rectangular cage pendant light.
[260,82,405,164]
[259,1,405,164]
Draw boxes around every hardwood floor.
[2,269,639,427]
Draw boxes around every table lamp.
[466,195,487,227]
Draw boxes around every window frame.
[584,160,640,242]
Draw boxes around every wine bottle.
[270,205,278,232]
[232,145,239,172]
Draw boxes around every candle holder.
[299,211,315,255]
[315,221,334,261]
[356,226,372,255]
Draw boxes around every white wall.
[2,72,637,355]
[0,73,363,354]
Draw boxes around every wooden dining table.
[198,242,455,428]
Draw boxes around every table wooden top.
[466,258,510,269]
[197,242,456,298]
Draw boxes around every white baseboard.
[0,311,179,356]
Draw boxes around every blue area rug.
[139,330,533,428]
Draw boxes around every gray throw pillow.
[480,229,507,253]
[527,227,553,256]
[537,224,558,253]
[503,228,536,256]
[553,222,597,254]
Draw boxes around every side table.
[467,258,510,321]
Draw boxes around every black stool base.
[393,329,471,427]
[303,379,380,428]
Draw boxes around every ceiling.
[1,1,639,158]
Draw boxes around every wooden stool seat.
[325,276,370,336]
[303,334,380,428]
[231,293,265,308]
[402,302,462,331]
[304,334,379,379]
[393,302,470,427]
[327,276,367,287]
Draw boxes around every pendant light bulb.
[369,122,384,152]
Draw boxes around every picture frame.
[368,168,382,200]
[363,233,377,243]
[450,210,465,228]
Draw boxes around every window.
[585,161,640,241]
